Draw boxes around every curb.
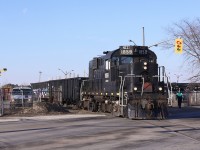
[0,114,106,122]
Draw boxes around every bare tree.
[164,18,200,82]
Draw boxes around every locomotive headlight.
[143,66,147,70]
[158,87,163,91]
[143,62,148,70]
[134,87,138,91]
[144,62,147,65]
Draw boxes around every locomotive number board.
[119,46,148,56]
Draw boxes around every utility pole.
[39,71,42,82]
[84,70,88,77]
[174,74,183,83]
[58,68,74,79]
[143,27,145,46]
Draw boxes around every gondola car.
[31,77,88,105]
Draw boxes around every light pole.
[129,40,137,46]
[58,68,74,79]
[148,39,174,48]
[174,74,183,83]
[84,70,88,77]
[39,71,42,82]
[20,88,24,108]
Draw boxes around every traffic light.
[175,39,183,54]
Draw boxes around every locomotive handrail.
[119,74,136,106]
[120,74,144,107]
[126,74,144,96]
[153,73,173,106]
[119,75,133,107]
[164,73,173,106]
[141,77,144,96]
[127,74,143,78]
[118,76,123,106]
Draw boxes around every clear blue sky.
[0,0,199,85]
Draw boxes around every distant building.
[171,83,200,93]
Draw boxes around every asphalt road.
[0,107,200,150]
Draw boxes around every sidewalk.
[0,114,106,122]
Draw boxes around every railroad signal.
[175,39,183,54]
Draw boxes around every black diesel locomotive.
[81,45,168,119]
[31,45,169,119]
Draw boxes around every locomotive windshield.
[121,57,133,64]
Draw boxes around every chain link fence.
[0,89,34,116]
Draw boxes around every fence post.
[194,91,197,104]
[0,89,3,116]
[0,98,2,116]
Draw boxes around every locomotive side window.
[112,57,119,66]
[105,60,110,70]
[92,58,98,69]
[98,58,104,66]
